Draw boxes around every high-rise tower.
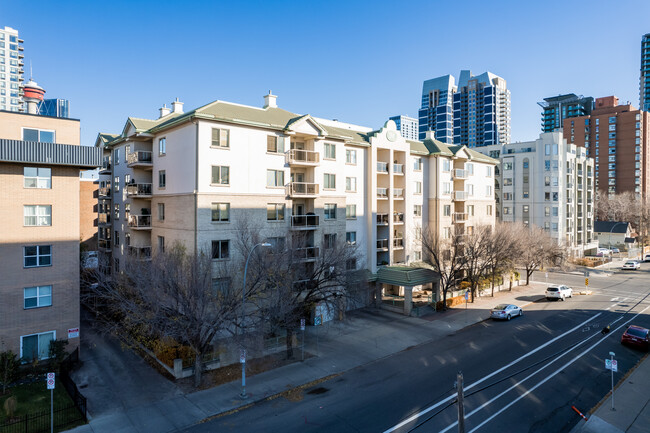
[641,33,650,112]
[0,26,24,112]
[538,94,594,132]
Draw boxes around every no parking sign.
[46,372,55,390]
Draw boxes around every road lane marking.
[382,312,603,433]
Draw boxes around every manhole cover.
[307,387,329,395]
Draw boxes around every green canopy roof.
[376,266,439,287]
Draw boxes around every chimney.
[425,131,436,140]
[263,91,277,109]
[159,104,171,118]
[172,98,184,114]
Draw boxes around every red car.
[621,325,650,350]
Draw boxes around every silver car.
[490,304,523,321]
[546,284,573,301]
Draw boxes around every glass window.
[24,285,52,309]
[159,138,166,155]
[346,204,356,219]
[486,205,492,216]
[415,181,422,194]
[346,231,357,245]
[324,143,336,159]
[443,205,451,216]
[211,166,229,185]
[24,245,51,268]
[414,205,422,217]
[21,331,55,361]
[503,162,513,170]
[266,169,284,187]
[413,157,422,171]
[324,204,337,220]
[346,177,357,192]
[346,149,357,164]
[211,203,230,222]
[266,203,285,221]
[442,159,450,172]
[24,167,51,188]
[23,128,55,143]
[324,173,336,189]
[157,203,165,221]
[211,128,230,148]
[211,240,230,260]
[24,205,51,226]
[324,233,337,249]
[158,170,166,188]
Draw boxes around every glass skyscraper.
[39,98,70,118]
[538,94,594,133]
[641,33,650,112]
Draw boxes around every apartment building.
[388,115,418,141]
[96,93,497,290]
[641,33,650,112]
[479,132,597,256]
[0,26,24,112]
[0,109,101,361]
[418,70,511,147]
[563,96,650,198]
[538,94,594,133]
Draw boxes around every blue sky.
[2,0,650,147]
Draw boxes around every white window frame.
[346,204,357,219]
[24,205,51,226]
[324,173,336,189]
[22,127,55,143]
[346,177,357,192]
[266,203,285,221]
[211,128,230,148]
[211,240,230,260]
[324,143,336,160]
[324,203,337,220]
[346,149,357,165]
[20,331,55,362]
[212,202,230,222]
[211,166,230,185]
[159,137,166,155]
[24,167,51,189]
[266,169,285,187]
[23,245,52,268]
[24,285,52,309]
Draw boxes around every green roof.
[376,266,439,287]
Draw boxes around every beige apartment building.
[0,110,101,361]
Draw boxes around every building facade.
[0,26,24,112]
[563,96,650,198]
[96,94,496,289]
[388,115,418,141]
[539,94,594,133]
[641,33,650,112]
[39,99,70,118]
[0,110,101,361]
[418,70,511,147]
[479,132,597,256]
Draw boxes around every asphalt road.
[184,266,650,433]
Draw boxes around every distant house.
[594,221,634,250]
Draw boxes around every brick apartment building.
[563,96,650,198]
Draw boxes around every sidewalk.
[67,282,549,433]
[570,355,650,433]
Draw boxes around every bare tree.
[513,224,565,285]
[462,225,493,302]
[85,244,239,387]
[483,223,518,296]
[419,226,465,310]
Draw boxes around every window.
[24,205,51,226]
[211,166,229,185]
[545,160,551,171]
[346,204,356,219]
[545,207,550,217]
[211,240,230,260]
[114,149,120,165]
[324,233,337,249]
[346,177,357,192]
[553,192,558,201]
[415,181,422,194]
[443,205,451,216]
[324,173,336,189]
[443,182,451,194]
[442,159,450,172]
[414,205,422,217]
[22,128,55,143]
[266,237,285,252]
[212,278,232,294]
[158,170,166,188]
[414,251,422,261]
[24,285,52,309]
[486,185,492,196]
[157,203,165,221]
[24,245,51,268]
[21,331,55,362]
[159,137,166,155]
[346,149,357,164]
[267,135,283,153]
[486,166,492,177]
[212,128,230,148]
[609,116,616,124]
[414,157,422,171]
[503,192,513,200]
[267,169,284,187]
[324,204,337,220]
[486,205,492,216]
[346,259,357,271]
[324,143,336,159]
[503,178,512,186]
[267,203,285,221]
[466,163,474,175]
[158,236,165,253]
[24,167,51,188]
[442,227,451,239]
[503,162,513,170]
[212,203,230,222]
[503,207,510,215]
[346,231,357,245]
[467,205,474,216]
[114,230,120,246]
[114,203,121,220]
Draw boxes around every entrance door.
[291,172,305,183]
[291,141,305,150]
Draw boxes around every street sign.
[314,315,322,326]
[46,372,55,390]
[464,290,469,301]
[300,319,305,331]
[240,349,246,364]
[605,359,618,372]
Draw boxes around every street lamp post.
[607,222,627,269]
[240,242,271,399]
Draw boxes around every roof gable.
[284,114,327,137]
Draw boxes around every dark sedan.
[621,325,649,350]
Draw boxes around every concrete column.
[404,286,413,316]
[173,359,183,379]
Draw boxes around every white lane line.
[382,313,603,433]
[466,304,650,433]
[610,297,620,301]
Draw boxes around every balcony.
[287,182,318,198]
[128,214,152,230]
[377,188,388,199]
[293,247,320,261]
[98,187,111,198]
[393,164,404,175]
[127,151,153,169]
[393,188,404,199]
[453,169,468,179]
[98,239,112,251]
[287,149,319,166]
[566,182,574,189]
[99,159,111,174]
[290,214,319,230]
[377,239,389,250]
[393,238,404,249]
[453,191,467,201]
[127,183,153,198]
[377,213,389,225]
[377,162,389,173]
[0,139,102,168]
[453,212,468,222]
[128,246,152,260]
[393,213,404,224]
[98,213,111,226]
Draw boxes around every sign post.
[300,319,305,362]
[240,349,247,399]
[605,352,617,410]
[47,372,55,433]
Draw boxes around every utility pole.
[457,371,465,433]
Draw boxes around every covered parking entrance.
[376,266,440,316]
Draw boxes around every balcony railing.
[377,188,388,199]
[128,214,152,229]
[287,149,319,165]
[98,213,111,225]
[453,169,468,179]
[377,162,389,173]
[393,238,404,248]
[453,191,467,201]
[393,213,404,224]
[287,182,318,197]
[98,187,111,198]
[393,188,404,199]
[293,247,320,261]
[377,239,389,250]
[128,246,152,260]
[99,159,111,174]
[377,213,389,225]
[127,151,153,167]
[126,183,153,197]
[98,239,112,251]
[290,214,319,229]
[453,212,468,222]
[393,163,404,174]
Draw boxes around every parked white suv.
[546,285,573,301]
